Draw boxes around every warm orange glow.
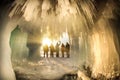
[42,37,52,46]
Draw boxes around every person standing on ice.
[66,42,70,58]
[55,42,60,57]
[43,44,49,57]
[50,43,55,57]
[61,43,65,57]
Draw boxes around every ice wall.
[0,19,18,80]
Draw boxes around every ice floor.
[13,57,80,80]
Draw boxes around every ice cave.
[0,0,120,80]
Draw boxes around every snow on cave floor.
[12,52,85,80]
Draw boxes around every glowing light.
[60,32,69,45]
[42,37,52,47]
[52,40,57,46]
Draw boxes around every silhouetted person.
[61,43,65,57]
[43,44,49,57]
[66,42,70,58]
[55,42,60,57]
[50,43,54,57]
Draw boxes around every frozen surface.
[13,57,79,80]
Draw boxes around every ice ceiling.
[7,0,120,79]
[9,0,95,34]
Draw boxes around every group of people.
[43,42,70,58]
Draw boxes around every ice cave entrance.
[10,25,87,79]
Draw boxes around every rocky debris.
[59,73,78,80]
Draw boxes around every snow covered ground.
[13,57,80,80]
